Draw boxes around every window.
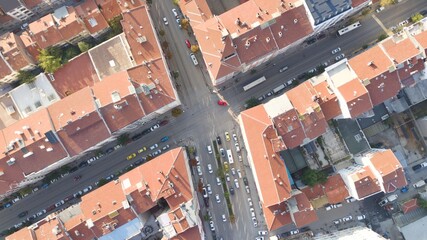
[34,101,42,108]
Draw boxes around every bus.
[226,149,234,164]
[337,21,361,36]
[243,76,266,91]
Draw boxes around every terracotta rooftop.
[414,30,427,50]
[291,192,318,227]
[75,0,110,36]
[52,53,100,98]
[5,226,33,240]
[0,32,34,71]
[310,76,341,120]
[263,204,293,231]
[19,32,40,60]
[91,70,146,133]
[179,0,213,25]
[369,149,407,193]
[0,55,12,79]
[337,78,372,118]
[47,87,111,156]
[170,226,202,240]
[286,81,327,141]
[27,14,64,49]
[34,216,69,240]
[52,6,86,41]
[401,198,418,214]
[23,0,42,9]
[323,174,349,204]
[240,105,292,208]
[300,184,324,201]
[350,166,381,199]
[0,108,68,175]
[127,64,178,115]
[348,45,393,81]
[381,37,420,64]
[95,0,121,21]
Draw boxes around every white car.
[209,221,215,231]
[238,155,243,162]
[232,133,238,142]
[335,53,345,61]
[36,209,46,217]
[163,17,168,25]
[234,179,240,189]
[207,145,213,154]
[226,173,231,182]
[346,197,356,203]
[279,66,289,73]
[207,164,213,174]
[245,185,250,194]
[250,207,256,217]
[235,143,240,152]
[357,215,366,220]
[150,124,160,131]
[215,194,221,203]
[326,205,332,211]
[222,214,226,222]
[376,6,384,13]
[206,184,212,195]
[202,187,208,198]
[216,177,221,186]
[290,229,300,235]
[331,47,341,54]
[342,215,353,222]
[237,169,242,178]
[172,8,178,18]
[248,198,253,207]
[252,217,258,227]
[55,200,65,208]
[258,230,268,236]
[150,144,158,150]
[255,237,264,240]
[197,166,203,176]
[231,168,236,175]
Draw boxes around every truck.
[378,194,398,207]
[413,179,426,189]
[273,84,286,95]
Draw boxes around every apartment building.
[0,0,34,21]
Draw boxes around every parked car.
[163,17,168,25]
[252,217,258,227]
[172,8,179,18]
[79,161,89,168]
[162,145,170,151]
[197,166,203,176]
[331,47,341,54]
[161,136,169,142]
[216,136,222,145]
[237,169,242,178]
[225,173,231,182]
[224,132,231,141]
[216,177,221,186]
[207,164,213,173]
[138,146,147,153]
[229,186,235,195]
[234,179,240,189]
[248,198,253,207]
[342,216,353,222]
[215,194,221,203]
[243,177,249,186]
[376,6,385,13]
[202,187,208,198]
[231,168,236,176]
[206,184,212,195]
[55,200,65,208]
[18,211,28,218]
[219,148,225,157]
[150,144,159,150]
[185,39,191,48]
[207,145,213,154]
[159,120,169,126]
[217,100,228,106]
[150,124,160,131]
[209,221,215,232]
[36,209,46,217]
[290,229,300,235]
[401,186,409,193]
[335,53,345,61]
[127,153,136,160]
[357,215,366,220]
[245,186,250,194]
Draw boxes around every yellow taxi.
[137,147,147,154]
[126,153,136,160]
[225,131,231,141]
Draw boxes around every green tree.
[38,47,62,73]
[377,33,388,42]
[411,13,424,23]
[117,133,130,145]
[97,178,108,187]
[78,41,92,52]
[418,197,427,209]
[301,168,327,187]
[380,0,395,7]
[62,45,81,63]
[181,18,189,30]
[108,15,123,35]
[172,0,179,5]
[158,29,165,37]
[191,45,199,53]
[172,107,183,117]
[17,70,36,84]
[245,97,260,109]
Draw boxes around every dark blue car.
[161,136,169,142]
[401,186,409,193]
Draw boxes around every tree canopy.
[38,47,62,73]
[301,168,327,187]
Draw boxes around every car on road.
[231,168,236,175]
[207,145,213,154]
[185,39,191,48]
[245,186,250,193]
[217,100,227,106]
[172,8,178,18]
[342,215,352,222]
[255,237,264,240]
[87,157,97,164]
[234,179,240,189]
[225,173,231,182]
[69,166,78,173]
[224,132,230,141]
[279,66,289,73]
[150,124,160,131]
[331,47,341,54]
[266,91,274,97]
[74,175,82,181]
[215,194,221,203]
[222,214,227,222]
[335,53,345,61]
[36,209,46,217]
[259,231,268,236]
[235,142,240,152]
[250,207,255,217]
[176,18,181,28]
[357,215,366,220]
[127,153,136,160]
[209,221,215,231]
[202,187,208,198]
[252,217,258,227]
[346,197,356,203]
[232,133,238,142]
[206,184,212,195]
[237,169,242,178]
[197,166,203,176]
[162,145,170,151]
[18,211,28,218]
[243,177,249,186]
[26,215,36,222]
[138,146,147,153]
[207,164,213,173]
[159,119,169,126]
[399,20,409,27]
[219,148,225,157]
[290,229,300,235]
[79,161,89,168]
[333,219,341,224]
[229,186,235,195]
[412,162,427,171]
[163,17,168,25]
[216,177,221,185]
[83,186,93,194]
[216,136,222,145]
[401,186,409,193]
[160,136,169,142]
[257,95,265,101]
[55,200,65,208]
[248,198,253,207]
[150,144,159,150]
[376,6,384,13]
[151,149,162,157]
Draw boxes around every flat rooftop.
[305,0,352,25]
[88,34,134,79]
[327,60,358,88]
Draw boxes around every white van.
[413,180,426,189]
[190,53,198,66]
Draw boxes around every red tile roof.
[348,45,393,81]
[401,199,418,214]
[34,216,70,240]
[350,166,381,199]
[286,82,327,141]
[414,30,427,50]
[91,70,145,132]
[47,87,111,156]
[381,37,420,64]
[0,32,35,72]
[23,0,42,9]
[52,53,100,98]
[311,77,341,120]
[0,55,12,79]
[263,204,293,231]
[272,107,305,149]
[171,226,202,240]
[337,78,372,118]
[19,32,40,60]
[1,108,68,175]
[323,174,349,204]
[364,70,401,106]
[5,226,33,240]
[53,6,86,41]
[95,0,121,21]
[28,14,64,49]
[291,192,318,227]
[63,213,95,240]
[352,0,368,7]
[300,184,324,201]
[240,105,292,208]
[369,149,407,193]
[179,0,213,25]
[75,0,110,36]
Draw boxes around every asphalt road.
[2,1,427,239]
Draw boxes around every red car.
[185,39,191,48]
[217,100,227,106]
